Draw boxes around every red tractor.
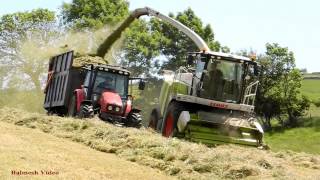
[43,51,144,128]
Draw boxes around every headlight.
[115,107,120,112]
[107,105,112,111]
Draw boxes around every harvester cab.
[187,52,259,104]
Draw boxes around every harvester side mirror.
[254,64,259,76]
[138,80,145,90]
[187,55,194,66]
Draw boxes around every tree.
[256,43,310,128]
[150,8,222,71]
[122,8,224,76]
[121,20,163,76]
[0,9,57,92]
[60,0,131,64]
[61,4,225,76]
[61,0,129,29]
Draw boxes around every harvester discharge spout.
[96,7,210,58]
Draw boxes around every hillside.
[0,108,319,179]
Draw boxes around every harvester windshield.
[201,59,242,103]
[93,71,128,98]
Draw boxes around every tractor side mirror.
[127,95,134,101]
[138,80,145,90]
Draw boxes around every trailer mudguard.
[75,89,84,112]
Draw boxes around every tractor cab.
[80,64,145,118]
[43,51,144,128]
[82,65,131,104]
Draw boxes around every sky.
[1,0,319,72]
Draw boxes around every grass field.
[0,107,319,179]
[264,78,320,155]
[301,79,320,101]
[265,119,320,155]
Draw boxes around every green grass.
[265,118,320,155]
[264,79,320,155]
[301,79,320,101]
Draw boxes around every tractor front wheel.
[162,102,184,137]
[78,104,93,118]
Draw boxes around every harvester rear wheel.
[162,102,184,137]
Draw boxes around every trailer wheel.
[162,102,184,137]
[126,112,142,128]
[67,94,77,117]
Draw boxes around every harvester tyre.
[148,108,161,131]
[126,112,142,128]
[162,102,184,137]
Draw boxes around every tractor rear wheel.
[126,112,142,128]
[162,102,184,137]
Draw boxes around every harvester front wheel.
[148,108,160,131]
[162,102,183,137]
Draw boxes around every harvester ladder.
[242,81,259,106]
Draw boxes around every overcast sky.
[1,0,319,72]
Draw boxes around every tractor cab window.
[93,71,128,98]
[201,59,242,103]
[83,70,93,87]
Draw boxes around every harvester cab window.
[195,57,205,79]
[200,59,242,103]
